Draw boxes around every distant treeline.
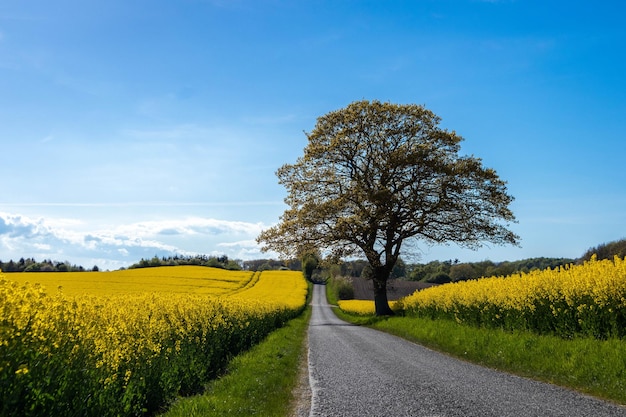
[125,255,303,271]
[3,238,624,278]
[127,255,243,270]
[325,238,626,284]
[405,257,576,284]
[580,238,626,262]
[0,258,99,273]
[243,258,301,271]
[320,257,575,284]
[399,238,626,284]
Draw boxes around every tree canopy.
[257,100,519,315]
[581,238,626,262]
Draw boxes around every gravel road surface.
[307,284,626,417]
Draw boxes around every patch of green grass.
[160,305,311,417]
[339,312,626,405]
[326,284,396,326]
[324,281,339,306]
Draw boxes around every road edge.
[289,331,312,417]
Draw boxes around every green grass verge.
[324,281,339,306]
[160,305,311,417]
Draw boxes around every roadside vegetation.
[399,256,626,339]
[161,288,311,417]
[0,257,99,272]
[0,268,307,416]
[330,254,626,405]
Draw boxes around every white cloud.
[111,217,265,239]
[0,211,270,270]
[218,239,276,260]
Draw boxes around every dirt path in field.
[305,283,626,417]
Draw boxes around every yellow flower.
[399,256,626,338]
[15,365,29,375]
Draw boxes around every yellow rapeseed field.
[0,266,307,417]
[233,269,309,310]
[6,265,255,296]
[337,299,402,316]
[399,256,626,339]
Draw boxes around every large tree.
[257,100,519,315]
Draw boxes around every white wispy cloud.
[111,217,265,239]
[0,212,271,270]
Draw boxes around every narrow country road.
[307,284,626,417]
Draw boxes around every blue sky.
[1,0,625,270]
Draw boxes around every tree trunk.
[372,272,395,316]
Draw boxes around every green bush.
[328,276,354,301]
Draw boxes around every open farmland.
[400,255,626,339]
[0,267,307,417]
[5,266,257,296]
